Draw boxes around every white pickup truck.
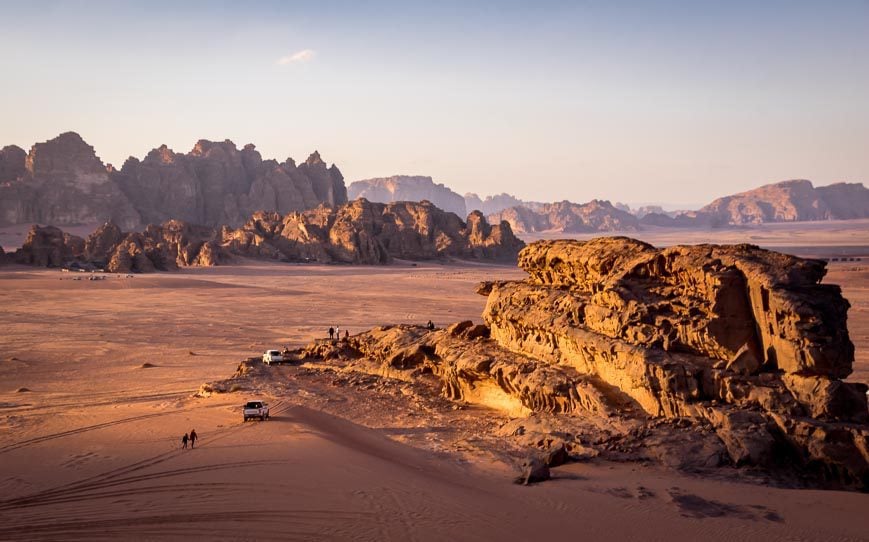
[243,400,270,422]
[262,350,283,365]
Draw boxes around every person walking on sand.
[181,433,189,450]
[328,327,334,341]
[189,429,198,449]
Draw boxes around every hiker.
[426,320,435,330]
[335,325,340,341]
[181,433,189,449]
[189,429,198,449]
[328,327,334,340]
[344,329,349,341]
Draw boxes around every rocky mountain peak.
[305,150,325,166]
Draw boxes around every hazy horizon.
[1,0,867,207]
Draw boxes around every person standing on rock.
[328,327,334,341]
[335,325,340,341]
[189,429,198,449]
[344,329,349,341]
[181,433,189,450]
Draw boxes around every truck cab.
[262,350,283,365]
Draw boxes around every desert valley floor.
[1,222,868,541]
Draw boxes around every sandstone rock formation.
[11,200,524,271]
[0,133,141,228]
[348,176,467,217]
[14,225,85,267]
[0,132,347,230]
[113,143,347,228]
[295,238,868,488]
[490,200,640,233]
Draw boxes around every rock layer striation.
[296,237,868,488]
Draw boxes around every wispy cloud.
[276,49,315,65]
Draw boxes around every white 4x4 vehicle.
[243,400,270,422]
[262,350,283,365]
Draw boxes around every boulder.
[515,457,551,485]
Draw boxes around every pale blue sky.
[1,0,867,207]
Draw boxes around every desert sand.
[1,225,869,540]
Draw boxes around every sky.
[1,0,867,208]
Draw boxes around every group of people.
[181,429,198,449]
[327,325,349,342]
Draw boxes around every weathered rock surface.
[295,238,868,488]
[0,132,347,230]
[12,199,524,271]
[489,200,640,233]
[13,225,85,267]
[113,143,347,228]
[348,176,467,217]
[0,133,141,229]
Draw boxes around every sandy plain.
[1,222,868,541]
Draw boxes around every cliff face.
[348,176,467,217]
[0,133,347,229]
[489,200,640,233]
[111,143,346,228]
[478,238,866,485]
[292,239,867,487]
[9,199,524,271]
[0,133,141,229]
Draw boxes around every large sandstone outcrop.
[13,225,85,267]
[0,133,141,228]
[0,132,347,230]
[111,142,346,228]
[481,239,867,485]
[295,238,868,488]
[12,200,524,271]
[220,199,524,264]
[348,176,467,217]
[490,200,640,233]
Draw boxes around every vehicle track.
[0,400,292,512]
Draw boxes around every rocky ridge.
[293,238,868,488]
[7,199,524,272]
[0,132,347,229]
[489,200,640,233]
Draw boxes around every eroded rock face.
[112,143,347,228]
[14,200,524,271]
[14,225,85,267]
[480,238,867,486]
[0,132,347,230]
[295,238,868,488]
[0,133,141,228]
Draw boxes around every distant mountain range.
[0,132,347,229]
[2,133,866,236]
[349,176,869,233]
